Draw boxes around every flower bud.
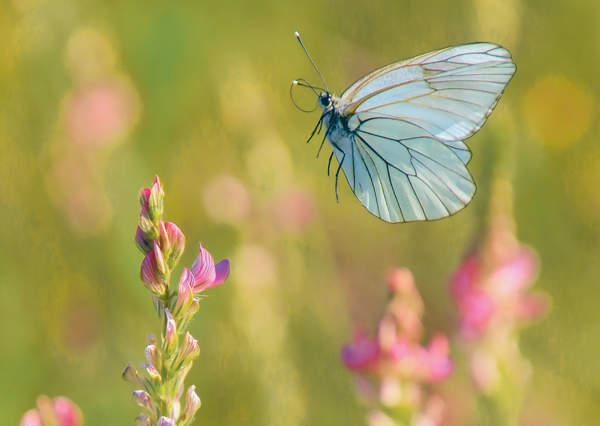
[181,385,201,423]
[154,240,168,279]
[149,175,164,222]
[164,309,178,354]
[145,344,158,367]
[175,332,200,367]
[53,397,83,426]
[135,415,152,426]
[20,410,43,426]
[139,187,151,207]
[140,250,166,295]
[174,268,195,316]
[135,226,153,255]
[165,222,185,268]
[122,363,143,385]
[158,219,171,255]
[133,390,153,411]
[157,417,175,426]
[144,363,162,382]
[147,334,156,345]
[138,212,156,236]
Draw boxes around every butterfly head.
[319,91,332,108]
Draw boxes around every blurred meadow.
[1,0,600,425]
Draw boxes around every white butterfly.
[293,32,516,223]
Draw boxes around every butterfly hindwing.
[332,115,476,223]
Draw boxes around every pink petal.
[450,254,480,298]
[491,248,538,293]
[212,259,230,287]
[190,243,216,286]
[458,291,495,340]
[53,397,83,426]
[514,293,549,322]
[20,410,43,426]
[389,338,411,363]
[341,332,380,371]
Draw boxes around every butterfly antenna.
[295,31,330,93]
[290,80,317,113]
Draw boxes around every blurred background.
[1,0,599,424]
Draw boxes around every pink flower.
[456,290,496,340]
[20,396,82,426]
[190,243,230,293]
[341,331,380,371]
[424,334,454,382]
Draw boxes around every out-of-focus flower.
[267,187,316,233]
[522,75,594,148]
[342,268,453,426]
[190,243,230,294]
[202,174,252,225]
[21,396,83,426]
[64,79,139,148]
[450,240,548,341]
[341,330,380,371]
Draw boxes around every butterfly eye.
[319,93,330,106]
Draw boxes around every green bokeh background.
[1,0,599,424]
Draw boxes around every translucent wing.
[331,116,476,222]
[341,43,516,143]
[329,43,514,222]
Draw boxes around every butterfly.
[292,32,516,223]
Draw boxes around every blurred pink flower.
[65,80,138,148]
[268,187,316,233]
[450,247,548,340]
[341,330,380,371]
[342,268,454,424]
[190,243,230,293]
[21,396,82,426]
[202,174,252,225]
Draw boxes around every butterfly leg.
[328,141,345,203]
[306,118,323,144]
[327,152,334,176]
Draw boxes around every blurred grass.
[1,0,599,425]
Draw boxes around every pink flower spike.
[341,331,380,371]
[53,397,83,426]
[20,410,43,426]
